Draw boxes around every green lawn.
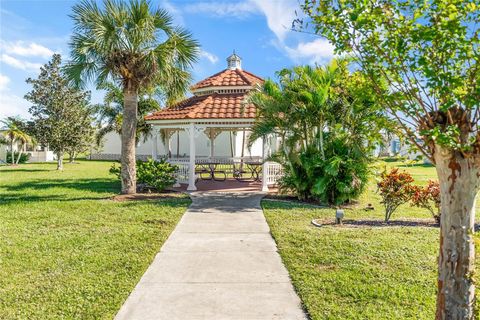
[263,161,480,320]
[0,160,190,319]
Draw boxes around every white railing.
[167,159,190,184]
[265,161,284,185]
[165,157,284,187]
[89,153,150,161]
[164,156,262,164]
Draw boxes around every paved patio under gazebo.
[170,178,279,193]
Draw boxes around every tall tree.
[25,54,92,170]
[66,0,199,194]
[65,104,96,163]
[300,1,479,318]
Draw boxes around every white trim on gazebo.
[148,118,272,191]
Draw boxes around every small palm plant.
[94,82,161,146]
[66,0,199,194]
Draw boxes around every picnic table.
[195,160,263,182]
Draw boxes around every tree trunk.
[15,144,23,165]
[176,130,179,158]
[10,141,15,165]
[121,86,138,194]
[240,129,246,170]
[319,127,325,160]
[69,151,76,163]
[434,145,480,320]
[57,151,64,170]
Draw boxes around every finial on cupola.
[227,50,242,70]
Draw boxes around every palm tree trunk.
[240,129,246,170]
[57,151,64,170]
[176,131,179,158]
[15,143,24,165]
[319,128,325,160]
[10,140,15,165]
[434,145,480,320]
[121,86,138,194]
[229,131,234,157]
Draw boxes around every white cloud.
[0,72,29,118]
[199,50,219,64]
[250,0,335,64]
[184,1,258,19]
[160,0,185,26]
[185,1,297,40]
[181,0,333,65]
[250,0,298,41]
[0,92,30,119]
[1,41,54,58]
[284,38,335,64]
[0,54,42,72]
[0,74,10,91]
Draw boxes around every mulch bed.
[311,218,439,228]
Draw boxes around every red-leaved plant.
[410,180,441,223]
[377,168,414,222]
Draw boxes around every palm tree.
[14,132,33,165]
[1,117,31,165]
[95,82,161,146]
[66,0,199,194]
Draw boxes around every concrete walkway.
[115,192,307,320]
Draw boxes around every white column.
[167,131,172,158]
[208,129,216,160]
[210,138,215,160]
[151,129,158,160]
[262,135,269,192]
[187,123,197,191]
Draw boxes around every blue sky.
[0,0,334,119]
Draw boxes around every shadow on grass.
[0,192,190,207]
[262,198,326,210]
[4,178,119,194]
[0,168,52,173]
[313,218,439,228]
[0,194,110,205]
[396,163,434,168]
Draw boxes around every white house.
[0,131,54,164]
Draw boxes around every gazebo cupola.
[227,51,242,70]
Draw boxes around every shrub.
[6,152,30,164]
[377,168,414,222]
[410,180,441,223]
[279,136,370,205]
[311,138,370,205]
[110,159,177,192]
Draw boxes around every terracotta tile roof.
[191,68,264,90]
[145,93,256,120]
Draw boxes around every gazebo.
[145,53,282,191]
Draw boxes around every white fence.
[89,153,150,161]
[167,159,190,184]
[265,162,284,185]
